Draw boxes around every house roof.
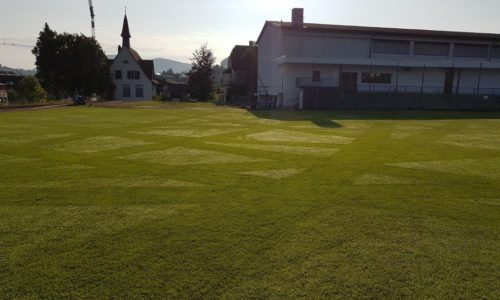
[138,59,154,81]
[256,21,500,44]
[229,45,257,71]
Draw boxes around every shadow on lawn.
[249,110,500,126]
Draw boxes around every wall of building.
[110,48,154,101]
[257,24,284,99]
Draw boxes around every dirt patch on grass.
[131,129,239,138]
[353,174,419,185]
[438,134,500,150]
[120,147,269,166]
[0,134,73,145]
[207,142,338,157]
[247,130,354,144]
[53,136,153,154]
[239,168,306,179]
[387,158,500,179]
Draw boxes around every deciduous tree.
[32,24,113,98]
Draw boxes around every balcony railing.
[296,77,339,88]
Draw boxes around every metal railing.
[296,77,339,88]
[296,77,500,96]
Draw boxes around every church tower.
[121,14,131,48]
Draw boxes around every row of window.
[115,70,141,80]
[372,39,500,58]
[309,71,393,84]
[123,85,144,98]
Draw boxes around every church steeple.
[121,14,131,48]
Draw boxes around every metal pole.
[421,63,426,94]
[339,64,343,89]
[456,68,461,95]
[395,62,400,93]
[476,62,483,96]
[369,63,373,93]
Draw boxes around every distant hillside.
[153,58,191,74]
[0,64,36,76]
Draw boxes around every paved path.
[0,104,70,112]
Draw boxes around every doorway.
[340,72,358,92]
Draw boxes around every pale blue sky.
[1,0,499,69]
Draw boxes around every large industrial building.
[256,8,500,110]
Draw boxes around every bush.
[7,90,22,103]
[18,76,48,103]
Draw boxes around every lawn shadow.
[249,110,500,125]
[249,110,343,128]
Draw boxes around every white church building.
[256,8,500,110]
[109,15,156,101]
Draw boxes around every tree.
[32,23,113,98]
[188,44,216,101]
[17,76,48,103]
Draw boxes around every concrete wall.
[257,23,284,99]
[110,48,154,101]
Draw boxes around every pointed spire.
[121,13,131,48]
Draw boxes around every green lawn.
[0,106,499,299]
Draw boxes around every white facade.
[109,15,156,101]
[257,10,500,109]
[110,48,155,101]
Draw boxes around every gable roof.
[257,21,500,44]
[138,59,154,81]
[109,47,154,81]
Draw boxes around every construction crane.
[88,0,96,39]
[0,40,33,48]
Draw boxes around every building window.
[361,73,392,84]
[234,71,246,81]
[127,71,140,80]
[123,85,131,98]
[115,70,122,79]
[414,41,450,56]
[372,39,410,54]
[312,71,321,82]
[135,85,144,98]
[454,43,489,58]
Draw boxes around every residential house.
[223,43,258,104]
[256,8,500,110]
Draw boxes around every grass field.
[0,105,499,298]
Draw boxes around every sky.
[1,0,500,69]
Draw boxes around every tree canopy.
[32,24,113,98]
[188,44,216,101]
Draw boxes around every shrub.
[18,76,48,103]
